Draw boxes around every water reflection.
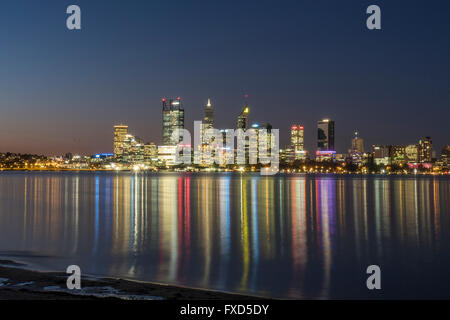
[0,172,449,298]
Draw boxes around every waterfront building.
[405,144,419,163]
[291,125,306,160]
[317,118,335,152]
[237,104,250,130]
[144,142,158,165]
[389,145,406,165]
[373,145,390,165]
[280,146,295,164]
[158,145,178,166]
[418,137,432,163]
[251,122,274,163]
[349,131,364,164]
[113,125,129,159]
[162,97,185,145]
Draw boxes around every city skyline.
[0,1,449,156]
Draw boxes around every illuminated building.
[349,131,364,164]
[317,119,335,151]
[251,122,274,162]
[162,97,185,145]
[315,150,336,162]
[280,146,295,164]
[351,131,364,153]
[158,145,178,166]
[405,144,419,163]
[202,98,214,132]
[237,104,250,130]
[113,125,128,159]
[418,137,432,163]
[373,145,390,165]
[439,145,450,170]
[237,102,250,164]
[291,125,306,160]
[144,143,158,165]
[389,145,406,165]
[199,99,215,165]
[122,134,146,164]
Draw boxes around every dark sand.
[0,260,258,300]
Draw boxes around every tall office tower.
[201,98,214,145]
[351,131,364,153]
[237,104,250,130]
[251,122,273,161]
[199,99,215,165]
[418,137,432,163]
[291,125,304,160]
[162,97,185,145]
[317,119,335,151]
[203,98,214,129]
[113,125,129,160]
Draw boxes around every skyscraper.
[113,125,128,159]
[351,131,364,153]
[317,119,335,151]
[291,125,305,160]
[199,99,215,165]
[418,136,432,163]
[203,98,214,130]
[237,104,250,130]
[162,97,185,145]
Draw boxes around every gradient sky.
[1,0,449,156]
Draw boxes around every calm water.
[0,172,449,299]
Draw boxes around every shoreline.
[0,260,261,300]
[0,169,447,176]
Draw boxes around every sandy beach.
[0,260,258,300]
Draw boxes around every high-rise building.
[317,119,335,151]
[113,125,129,160]
[202,98,214,130]
[291,125,306,160]
[251,122,274,162]
[237,104,250,130]
[162,97,185,145]
[418,137,432,163]
[351,131,364,153]
[349,131,364,164]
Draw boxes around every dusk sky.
[1,0,449,156]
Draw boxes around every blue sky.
[0,0,449,155]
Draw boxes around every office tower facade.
[162,97,185,145]
[291,125,306,160]
[405,144,419,163]
[349,131,364,164]
[372,145,390,165]
[113,125,129,159]
[317,119,335,151]
[237,104,250,130]
[202,98,214,130]
[251,122,274,162]
[351,131,364,153]
[418,137,432,163]
[440,145,450,170]
[389,145,406,165]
